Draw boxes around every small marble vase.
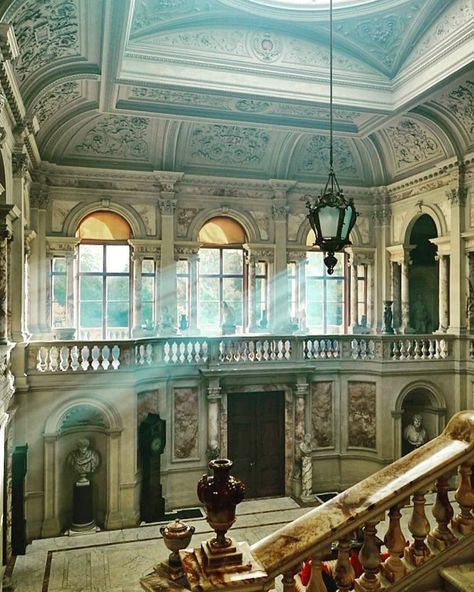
[197,458,245,550]
[160,519,195,567]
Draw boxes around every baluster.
[101,345,111,370]
[171,342,178,363]
[179,342,186,363]
[404,491,431,566]
[50,346,59,372]
[313,340,320,359]
[414,339,421,360]
[145,343,153,365]
[391,339,400,360]
[428,339,435,359]
[80,345,90,371]
[354,520,382,591]
[428,474,457,549]
[112,344,120,369]
[263,340,269,360]
[59,346,70,371]
[351,338,359,359]
[333,339,340,358]
[37,347,47,372]
[421,339,429,359]
[381,504,407,583]
[452,462,474,534]
[71,345,79,371]
[334,534,355,592]
[285,339,291,359]
[440,338,448,359]
[282,564,299,592]
[368,339,375,359]
[306,553,328,592]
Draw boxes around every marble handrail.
[251,410,474,581]
[27,333,456,372]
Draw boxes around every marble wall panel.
[137,390,160,426]
[348,381,376,449]
[311,382,333,448]
[173,387,199,460]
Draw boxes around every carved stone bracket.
[24,229,36,257]
[46,236,79,258]
[12,152,29,178]
[0,204,19,240]
[155,172,184,193]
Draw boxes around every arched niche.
[392,381,446,459]
[41,397,123,537]
[187,207,259,244]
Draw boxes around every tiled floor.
[10,493,456,592]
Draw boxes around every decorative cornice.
[46,236,79,256]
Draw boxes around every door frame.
[220,384,294,496]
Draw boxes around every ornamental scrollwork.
[385,119,443,169]
[191,124,270,166]
[434,81,474,137]
[75,116,149,159]
[131,0,214,33]
[30,189,49,209]
[271,204,289,221]
[299,135,357,177]
[10,0,80,83]
[152,28,247,56]
[33,81,81,125]
[250,32,282,63]
[12,153,28,177]
[159,198,176,215]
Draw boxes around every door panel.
[228,391,285,498]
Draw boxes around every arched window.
[305,230,347,333]
[198,217,247,333]
[76,211,132,339]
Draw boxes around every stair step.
[440,564,474,592]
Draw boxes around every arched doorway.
[408,215,438,333]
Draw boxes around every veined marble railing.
[250,410,474,592]
[27,333,454,373]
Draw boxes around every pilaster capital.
[269,179,296,200]
[128,239,161,261]
[46,236,79,258]
[207,386,222,401]
[159,198,177,215]
[272,203,289,221]
[30,187,50,209]
[295,382,309,398]
[0,204,19,240]
[12,151,29,178]
[446,162,468,206]
[175,244,199,261]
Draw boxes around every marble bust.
[403,414,427,449]
[68,438,100,484]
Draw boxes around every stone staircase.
[438,564,474,591]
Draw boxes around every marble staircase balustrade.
[246,410,474,592]
[26,333,456,373]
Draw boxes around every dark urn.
[197,458,245,550]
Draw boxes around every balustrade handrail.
[26,333,457,373]
[251,410,474,581]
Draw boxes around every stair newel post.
[381,503,407,582]
[404,491,431,566]
[428,474,457,549]
[282,564,299,592]
[452,462,474,534]
[334,534,355,592]
[306,552,329,592]
[354,520,382,592]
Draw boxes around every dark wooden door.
[228,391,285,498]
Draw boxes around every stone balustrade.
[27,333,456,373]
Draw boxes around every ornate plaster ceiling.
[0,0,473,185]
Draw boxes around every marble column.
[437,254,449,333]
[367,261,375,331]
[294,381,308,499]
[391,262,401,331]
[187,253,197,334]
[0,206,16,343]
[65,251,76,329]
[373,188,391,332]
[296,256,307,331]
[246,251,257,332]
[29,188,50,336]
[350,258,359,332]
[131,251,143,335]
[400,253,413,334]
[207,384,221,461]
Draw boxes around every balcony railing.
[26,333,454,373]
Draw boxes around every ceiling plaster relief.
[432,80,474,143]
[189,124,270,168]
[130,0,216,35]
[32,81,81,126]
[72,115,150,161]
[9,0,80,84]
[406,0,474,66]
[296,134,359,179]
[383,118,446,175]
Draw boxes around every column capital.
[128,239,161,260]
[272,203,289,221]
[175,244,199,261]
[207,386,222,401]
[295,382,309,398]
[243,244,274,263]
[158,198,177,215]
[30,187,50,210]
[12,151,29,178]
[46,236,79,258]
[154,172,184,193]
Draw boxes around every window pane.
[199,301,219,326]
[256,261,266,276]
[199,249,220,274]
[142,259,154,274]
[200,277,219,302]
[53,275,67,306]
[223,249,242,274]
[142,276,154,301]
[107,276,129,302]
[107,301,129,328]
[52,257,66,273]
[80,276,102,301]
[142,302,153,325]
[176,259,189,274]
[80,301,103,328]
[79,244,103,272]
[307,252,323,275]
[327,280,344,301]
[52,302,66,327]
[327,303,343,327]
[106,245,130,273]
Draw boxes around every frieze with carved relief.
[191,124,270,166]
[9,0,80,83]
[433,81,474,140]
[298,135,358,177]
[75,116,149,160]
